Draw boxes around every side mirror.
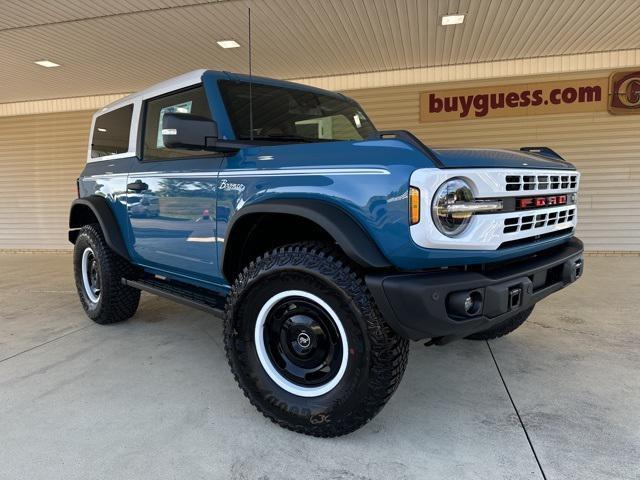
[162,113,218,150]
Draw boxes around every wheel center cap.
[297,332,311,348]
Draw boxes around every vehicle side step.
[122,277,225,318]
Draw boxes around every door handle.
[127,180,148,191]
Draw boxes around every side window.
[143,85,211,160]
[91,104,133,158]
[295,115,361,140]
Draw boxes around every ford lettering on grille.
[517,194,567,210]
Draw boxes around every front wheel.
[224,243,409,437]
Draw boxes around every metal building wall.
[345,75,640,252]
[0,72,638,252]
[0,111,92,250]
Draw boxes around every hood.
[432,148,575,170]
[241,138,574,172]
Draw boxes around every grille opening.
[505,173,577,191]
[528,264,563,294]
[520,215,534,231]
[503,207,576,234]
[506,175,521,191]
[504,216,519,233]
[538,175,549,189]
[546,263,564,287]
[523,175,536,190]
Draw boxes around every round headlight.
[431,178,474,236]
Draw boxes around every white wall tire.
[224,243,409,437]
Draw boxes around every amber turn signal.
[409,186,420,225]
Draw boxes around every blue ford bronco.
[69,70,584,436]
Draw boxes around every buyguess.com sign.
[419,78,608,122]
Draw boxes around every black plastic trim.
[221,199,392,276]
[520,146,565,161]
[68,195,130,261]
[122,278,224,317]
[366,237,584,341]
[369,130,444,168]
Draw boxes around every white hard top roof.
[97,69,207,115]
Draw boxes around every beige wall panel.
[1,70,638,253]
[0,111,92,250]
[346,75,640,252]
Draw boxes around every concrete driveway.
[0,253,638,480]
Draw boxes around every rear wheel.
[465,307,534,340]
[73,224,140,324]
[224,243,409,437]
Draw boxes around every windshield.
[218,80,376,142]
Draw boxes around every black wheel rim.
[263,297,343,388]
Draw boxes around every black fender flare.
[221,199,392,273]
[68,195,130,261]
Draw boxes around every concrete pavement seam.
[486,340,548,480]
[0,324,92,364]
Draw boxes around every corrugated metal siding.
[1,73,638,253]
[298,50,640,92]
[4,49,640,117]
[345,77,640,252]
[0,0,223,29]
[0,93,127,117]
[0,111,92,249]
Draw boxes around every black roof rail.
[520,146,565,162]
[369,130,444,168]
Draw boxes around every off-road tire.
[466,307,534,340]
[73,223,140,324]
[224,243,409,437]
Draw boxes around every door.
[126,85,224,284]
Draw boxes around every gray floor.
[0,253,638,480]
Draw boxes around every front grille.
[503,206,576,234]
[498,227,574,249]
[506,174,578,191]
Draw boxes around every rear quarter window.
[91,104,133,158]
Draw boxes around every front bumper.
[366,237,584,341]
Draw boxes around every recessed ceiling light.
[34,60,61,68]
[217,40,240,49]
[441,14,465,26]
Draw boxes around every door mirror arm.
[204,137,246,153]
